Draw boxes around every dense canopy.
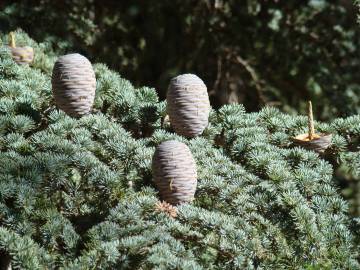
[0,31,359,269]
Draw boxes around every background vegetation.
[1,0,359,119]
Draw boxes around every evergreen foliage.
[0,31,359,269]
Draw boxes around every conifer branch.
[0,30,358,269]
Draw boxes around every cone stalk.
[308,101,315,140]
[9,32,16,48]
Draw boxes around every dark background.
[1,0,359,119]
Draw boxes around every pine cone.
[154,201,177,218]
[167,74,210,137]
[10,46,34,65]
[293,133,332,154]
[51,53,96,118]
[152,140,197,205]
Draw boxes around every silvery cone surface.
[152,140,197,205]
[10,46,34,65]
[167,74,210,138]
[52,53,96,118]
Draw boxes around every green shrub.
[0,31,359,269]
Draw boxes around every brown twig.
[210,55,222,97]
[234,55,267,106]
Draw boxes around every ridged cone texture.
[10,46,34,65]
[167,74,210,137]
[52,53,96,118]
[152,140,197,205]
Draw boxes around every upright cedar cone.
[293,101,332,153]
[51,53,96,118]
[8,32,34,65]
[152,140,197,205]
[167,74,210,137]
[10,47,34,65]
